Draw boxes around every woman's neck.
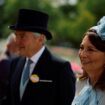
[88,70,103,86]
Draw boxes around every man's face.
[15,31,44,57]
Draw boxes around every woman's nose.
[79,49,88,57]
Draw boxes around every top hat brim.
[9,25,52,40]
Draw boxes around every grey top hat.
[9,9,52,40]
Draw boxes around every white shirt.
[29,46,45,75]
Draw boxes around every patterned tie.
[22,59,33,85]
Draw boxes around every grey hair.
[33,32,41,37]
[33,32,47,43]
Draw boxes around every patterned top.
[72,79,105,105]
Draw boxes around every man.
[4,9,75,105]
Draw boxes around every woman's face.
[79,35,105,75]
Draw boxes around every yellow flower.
[30,74,39,83]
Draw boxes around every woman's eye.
[87,48,94,51]
[79,45,98,52]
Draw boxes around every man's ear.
[39,34,46,42]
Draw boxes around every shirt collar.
[26,46,45,64]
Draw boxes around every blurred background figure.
[5,33,20,59]
[0,33,20,105]
[0,54,10,105]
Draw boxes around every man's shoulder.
[44,47,70,64]
[50,54,71,69]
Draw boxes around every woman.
[72,16,105,105]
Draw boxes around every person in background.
[5,33,20,59]
[0,54,10,105]
[72,16,105,105]
[3,9,76,105]
[0,33,19,104]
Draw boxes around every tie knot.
[27,59,33,65]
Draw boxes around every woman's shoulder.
[75,78,87,95]
[99,90,105,105]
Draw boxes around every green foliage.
[0,0,105,48]
[0,0,52,38]
[50,2,95,48]
[86,0,105,19]
[70,10,95,48]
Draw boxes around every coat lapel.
[32,48,51,74]
[22,48,52,98]
[21,48,55,103]
[11,57,26,103]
